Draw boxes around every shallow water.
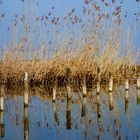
[0,85,140,140]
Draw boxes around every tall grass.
[0,1,139,84]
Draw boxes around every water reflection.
[137,89,140,105]
[0,85,140,140]
[125,90,129,113]
[52,102,59,126]
[0,110,5,138]
[0,85,5,138]
[96,94,103,133]
[81,97,87,117]
[24,105,29,140]
[109,91,113,111]
[66,96,71,129]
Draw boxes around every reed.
[0,41,137,85]
[0,2,139,85]
[0,42,137,85]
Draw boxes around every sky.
[0,0,140,51]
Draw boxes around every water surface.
[0,85,140,140]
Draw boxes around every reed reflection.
[96,93,103,132]
[97,135,100,140]
[0,83,139,139]
[0,104,5,138]
[109,91,113,111]
[137,88,140,105]
[24,105,29,140]
[66,95,72,129]
[0,85,5,138]
[52,102,59,126]
[125,90,129,113]
[81,97,87,117]
[113,118,122,139]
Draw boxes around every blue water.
[0,85,140,140]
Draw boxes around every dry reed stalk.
[0,9,138,85]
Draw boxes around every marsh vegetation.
[0,0,140,85]
[0,1,140,139]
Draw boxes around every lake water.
[0,85,140,140]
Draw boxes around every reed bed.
[0,1,139,85]
[0,30,138,85]
[0,36,138,85]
